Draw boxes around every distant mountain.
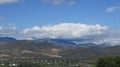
[35,39,108,47]
[0,39,120,59]
[36,39,75,46]
[0,37,110,47]
[75,43,97,47]
[0,37,16,44]
[0,37,119,59]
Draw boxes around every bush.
[96,56,120,67]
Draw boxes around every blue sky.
[0,0,120,29]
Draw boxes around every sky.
[0,0,120,28]
[0,0,120,45]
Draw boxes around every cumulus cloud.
[106,4,120,12]
[23,23,107,39]
[42,0,76,6]
[0,0,21,4]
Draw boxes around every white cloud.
[93,30,120,46]
[42,0,76,6]
[0,0,21,4]
[0,26,19,38]
[106,4,120,12]
[23,23,107,39]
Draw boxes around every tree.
[96,56,120,67]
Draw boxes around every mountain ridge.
[0,37,119,59]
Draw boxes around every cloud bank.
[42,0,76,6]
[0,23,120,46]
[23,23,107,39]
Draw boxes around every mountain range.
[0,37,16,44]
[0,37,120,59]
[35,39,106,47]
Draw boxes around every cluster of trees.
[96,56,120,67]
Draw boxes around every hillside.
[0,40,64,58]
[0,38,119,59]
